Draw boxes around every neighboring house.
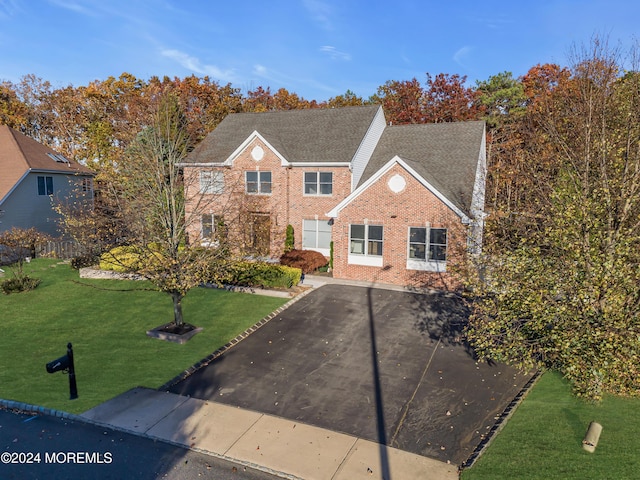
[181,105,486,288]
[0,125,95,237]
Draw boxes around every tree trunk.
[171,291,184,326]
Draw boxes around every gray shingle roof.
[184,105,381,164]
[359,121,485,216]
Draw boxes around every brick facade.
[330,163,466,289]
[184,138,351,258]
[182,108,485,290]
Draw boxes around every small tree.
[101,92,228,328]
[0,227,51,293]
[284,224,294,253]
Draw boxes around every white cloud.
[161,49,235,82]
[303,0,333,30]
[253,64,267,76]
[320,45,351,61]
[47,0,98,17]
[453,46,473,68]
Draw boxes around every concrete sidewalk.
[81,387,458,480]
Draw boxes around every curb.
[0,399,300,480]
[459,369,542,470]
[0,399,82,422]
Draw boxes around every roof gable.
[223,131,289,166]
[359,121,486,216]
[184,105,382,165]
[326,156,471,222]
[0,125,94,204]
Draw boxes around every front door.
[247,213,271,256]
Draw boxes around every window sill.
[348,254,383,267]
[406,259,447,272]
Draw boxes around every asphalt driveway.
[169,284,533,465]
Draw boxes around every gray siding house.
[0,125,94,237]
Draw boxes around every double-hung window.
[246,171,271,194]
[408,227,447,271]
[200,171,224,194]
[81,178,93,194]
[302,219,332,253]
[349,224,383,266]
[201,214,224,245]
[37,176,53,196]
[304,172,332,195]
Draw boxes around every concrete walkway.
[81,387,458,480]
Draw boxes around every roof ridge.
[227,104,380,117]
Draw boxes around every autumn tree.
[102,92,226,328]
[370,78,424,124]
[422,73,483,123]
[0,81,30,128]
[371,74,483,125]
[466,39,640,400]
[326,89,366,108]
[150,75,243,142]
[243,86,317,112]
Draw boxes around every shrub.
[284,225,295,253]
[99,245,145,272]
[1,275,41,294]
[280,249,328,274]
[71,254,100,270]
[279,265,302,287]
[215,261,302,289]
[329,241,334,270]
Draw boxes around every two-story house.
[181,105,486,289]
[0,125,95,237]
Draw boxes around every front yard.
[461,371,640,479]
[0,259,288,414]
[3,259,640,478]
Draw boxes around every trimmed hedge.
[99,245,303,289]
[99,245,146,272]
[280,249,328,274]
[220,261,302,289]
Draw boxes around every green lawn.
[461,371,640,479]
[0,259,288,414]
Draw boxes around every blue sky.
[0,0,638,101]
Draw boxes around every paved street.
[0,407,279,480]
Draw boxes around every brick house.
[181,105,486,288]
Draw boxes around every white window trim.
[302,219,332,255]
[200,170,224,194]
[348,224,383,267]
[245,171,272,195]
[406,226,447,272]
[303,171,333,196]
[201,214,221,247]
